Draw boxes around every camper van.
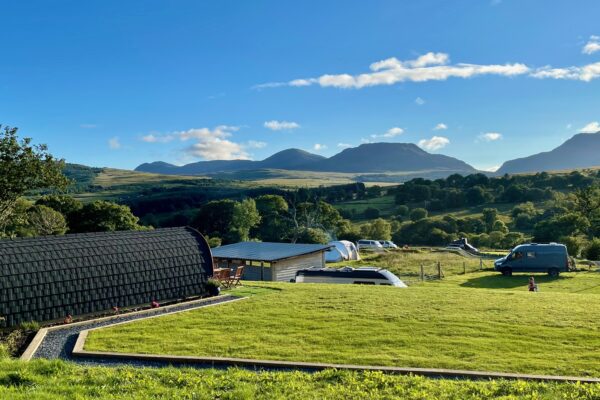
[295,266,407,287]
[494,243,570,277]
[357,239,383,251]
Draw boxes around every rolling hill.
[497,132,600,174]
[135,143,476,176]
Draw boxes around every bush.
[396,205,409,216]
[584,238,600,261]
[409,208,428,221]
[206,236,222,248]
[296,228,329,244]
[363,207,380,219]
[20,321,40,331]
[560,236,586,258]
[492,220,509,234]
[488,231,505,248]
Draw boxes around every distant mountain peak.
[497,132,600,174]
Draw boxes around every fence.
[399,257,495,285]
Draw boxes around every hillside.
[311,142,476,173]
[135,143,477,176]
[497,132,600,174]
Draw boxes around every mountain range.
[136,132,600,178]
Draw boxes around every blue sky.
[1,0,599,171]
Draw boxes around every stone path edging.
[21,295,244,361]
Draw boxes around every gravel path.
[32,295,239,368]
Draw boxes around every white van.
[357,239,383,251]
[295,266,407,287]
[378,240,398,249]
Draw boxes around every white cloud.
[186,138,249,161]
[371,127,404,139]
[479,132,503,141]
[264,120,300,131]
[257,50,600,89]
[581,121,600,133]
[337,142,353,148]
[256,52,530,89]
[418,136,450,151]
[80,123,97,129]
[434,123,448,130]
[108,137,121,150]
[142,125,254,161]
[313,143,327,151]
[530,61,600,82]
[141,134,174,143]
[583,35,600,55]
[246,140,267,148]
[415,97,425,105]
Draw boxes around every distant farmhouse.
[212,241,331,282]
[0,227,213,327]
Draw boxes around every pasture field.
[2,359,599,400]
[86,276,600,377]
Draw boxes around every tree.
[254,195,290,241]
[584,239,600,261]
[482,208,498,232]
[0,126,69,233]
[27,204,67,236]
[409,208,428,221]
[363,207,380,219]
[366,218,392,240]
[492,220,509,234]
[192,200,237,240]
[70,201,145,233]
[466,186,487,206]
[533,213,589,242]
[296,227,329,244]
[396,205,409,216]
[229,198,261,242]
[35,194,83,229]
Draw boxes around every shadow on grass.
[460,274,573,290]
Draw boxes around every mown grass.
[2,359,599,400]
[86,281,600,377]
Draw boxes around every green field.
[330,249,496,280]
[3,359,599,400]
[85,272,600,377]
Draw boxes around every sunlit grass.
[86,280,600,377]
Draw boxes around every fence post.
[463,261,466,275]
[437,261,442,279]
[480,258,483,271]
[420,264,424,281]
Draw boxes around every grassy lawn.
[2,359,599,399]
[85,280,600,377]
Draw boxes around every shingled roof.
[0,227,213,327]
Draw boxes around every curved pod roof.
[0,227,213,327]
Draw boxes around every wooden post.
[420,264,424,281]
[260,262,264,281]
[479,258,483,271]
[437,261,442,279]
[463,261,466,275]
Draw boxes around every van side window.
[527,252,536,258]
[513,251,524,260]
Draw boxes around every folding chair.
[228,265,245,287]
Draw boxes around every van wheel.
[501,267,512,276]
[548,268,560,277]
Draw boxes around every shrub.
[0,344,9,359]
[206,236,222,248]
[363,207,380,219]
[492,220,509,234]
[488,231,505,248]
[584,239,600,261]
[20,321,40,332]
[396,205,409,216]
[409,208,428,221]
[560,236,586,258]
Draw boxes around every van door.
[509,249,526,272]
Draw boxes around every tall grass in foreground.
[1,359,599,400]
